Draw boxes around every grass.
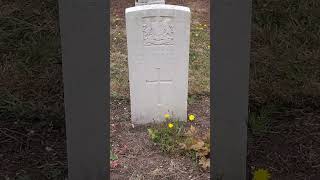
[250,0,320,108]
[0,91,64,128]
[249,105,274,135]
[14,168,65,180]
[189,23,210,95]
[110,149,118,161]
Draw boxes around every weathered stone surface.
[126,4,191,124]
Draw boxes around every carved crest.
[142,16,174,46]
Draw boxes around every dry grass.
[249,0,320,108]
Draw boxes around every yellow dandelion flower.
[189,114,195,121]
[253,169,271,180]
[164,113,170,119]
[168,123,174,128]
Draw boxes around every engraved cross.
[146,68,172,107]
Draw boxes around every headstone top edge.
[125,4,190,14]
[135,2,165,6]
[135,0,165,6]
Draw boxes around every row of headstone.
[126,0,191,124]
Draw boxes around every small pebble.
[45,147,53,152]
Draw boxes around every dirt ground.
[110,96,210,180]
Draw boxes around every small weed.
[0,91,64,128]
[147,119,184,152]
[110,150,118,161]
[249,105,274,135]
[252,168,271,180]
[45,168,65,180]
[188,95,197,105]
[147,113,210,170]
[15,175,32,180]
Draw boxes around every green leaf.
[148,128,159,141]
[110,150,118,161]
[147,128,154,136]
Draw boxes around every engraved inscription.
[142,16,174,46]
[148,46,174,55]
[150,49,175,61]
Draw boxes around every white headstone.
[135,0,165,6]
[125,4,191,124]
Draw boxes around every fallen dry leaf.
[190,140,205,151]
[199,157,210,169]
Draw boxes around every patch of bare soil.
[248,107,320,180]
[0,118,67,179]
[110,96,210,180]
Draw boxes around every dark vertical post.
[58,0,109,179]
[211,0,252,179]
